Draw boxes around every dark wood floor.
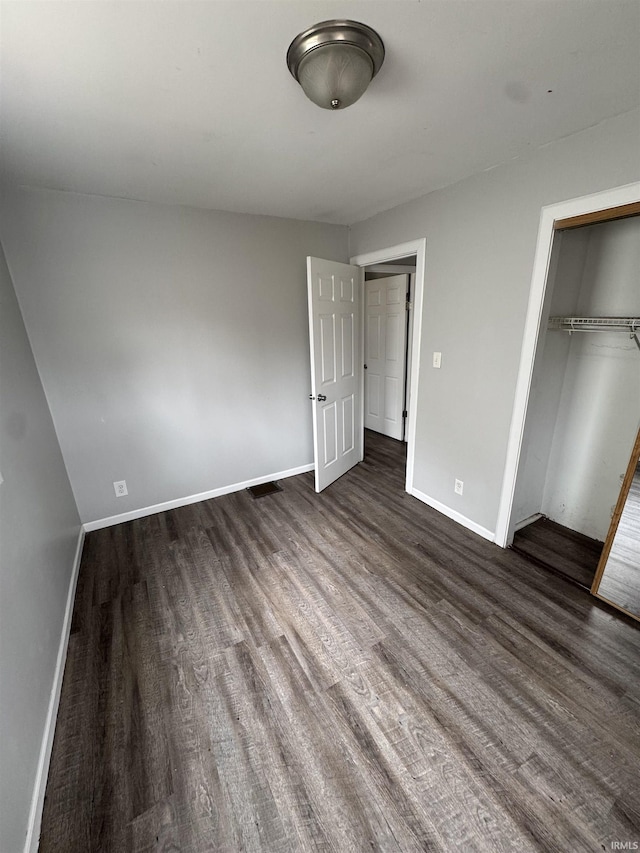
[598,463,640,615]
[40,431,640,852]
[511,518,603,589]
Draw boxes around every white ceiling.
[1,1,639,225]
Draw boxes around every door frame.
[494,181,640,548]
[350,238,427,495]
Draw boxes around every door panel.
[319,314,335,384]
[341,314,354,377]
[368,313,382,359]
[322,402,338,466]
[307,257,363,492]
[386,313,401,361]
[364,275,408,440]
[384,376,400,421]
[367,373,381,418]
[342,394,355,453]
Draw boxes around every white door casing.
[307,256,363,492]
[364,275,408,440]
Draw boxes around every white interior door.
[364,275,408,440]
[307,256,363,492]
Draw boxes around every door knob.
[364,364,368,369]
[317,394,327,401]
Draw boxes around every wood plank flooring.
[598,463,640,615]
[511,518,603,589]
[40,431,640,852]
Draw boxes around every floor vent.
[247,481,283,499]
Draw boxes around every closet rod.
[548,316,640,351]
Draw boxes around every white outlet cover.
[454,479,464,495]
[433,351,442,368]
[113,480,128,497]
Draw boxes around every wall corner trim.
[513,512,544,532]
[410,488,495,543]
[83,463,315,532]
[24,525,85,853]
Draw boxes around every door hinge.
[406,300,412,310]
[402,409,408,418]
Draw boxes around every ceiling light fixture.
[287,20,385,111]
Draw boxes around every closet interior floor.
[511,517,603,590]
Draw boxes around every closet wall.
[513,216,640,542]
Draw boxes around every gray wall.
[0,191,349,523]
[0,241,81,852]
[349,108,640,535]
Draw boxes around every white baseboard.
[24,525,85,853]
[410,488,495,543]
[83,463,315,532]
[513,512,544,532]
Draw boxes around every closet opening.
[508,208,640,589]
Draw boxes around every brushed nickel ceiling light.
[287,20,385,110]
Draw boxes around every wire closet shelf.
[548,316,640,351]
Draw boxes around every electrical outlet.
[433,351,442,368]
[113,480,128,497]
[454,479,464,495]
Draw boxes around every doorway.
[351,239,427,496]
[495,183,640,550]
[363,261,415,442]
[306,240,426,495]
